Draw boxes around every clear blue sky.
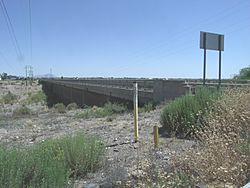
[0,0,249,78]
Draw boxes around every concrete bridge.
[40,78,191,107]
[40,78,250,107]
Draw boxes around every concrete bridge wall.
[40,78,191,107]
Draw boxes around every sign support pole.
[218,35,222,89]
[218,50,222,89]
[203,33,206,86]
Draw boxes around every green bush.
[54,103,66,113]
[27,90,47,104]
[0,133,104,187]
[160,87,220,138]
[13,105,31,116]
[1,91,17,104]
[66,102,78,111]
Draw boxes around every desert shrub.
[0,133,104,187]
[103,102,127,114]
[27,90,47,104]
[76,102,127,119]
[66,102,78,111]
[139,102,155,113]
[173,88,250,187]
[54,103,66,113]
[55,133,104,178]
[160,87,220,138]
[76,106,112,119]
[1,91,17,104]
[13,105,31,116]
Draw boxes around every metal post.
[153,126,159,148]
[218,35,222,89]
[203,33,207,86]
[218,50,222,89]
[133,82,139,142]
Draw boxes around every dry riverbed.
[0,81,195,187]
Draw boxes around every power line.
[0,0,23,60]
[0,50,20,74]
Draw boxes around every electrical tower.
[25,65,33,86]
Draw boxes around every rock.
[26,119,33,126]
[116,181,121,185]
[133,145,138,149]
[12,135,19,141]
[83,183,100,188]
[163,156,169,160]
[0,128,7,134]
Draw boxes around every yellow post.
[154,125,159,148]
[134,82,139,142]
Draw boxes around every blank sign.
[200,31,224,51]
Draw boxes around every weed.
[160,87,220,138]
[139,102,155,113]
[56,133,104,178]
[66,102,78,111]
[26,90,47,104]
[103,102,127,114]
[0,133,104,187]
[76,107,112,119]
[1,91,17,104]
[13,105,31,116]
[54,103,66,113]
[76,102,127,119]
[174,88,250,187]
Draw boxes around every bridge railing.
[53,78,155,90]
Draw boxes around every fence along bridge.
[39,78,249,107]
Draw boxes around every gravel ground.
[0,81,196,187]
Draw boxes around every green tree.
[0,72,7,80]
[234,66,250,80]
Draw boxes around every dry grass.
[173,88,250,187]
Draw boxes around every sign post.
[200,31,224,88]
[203,32,206,86]
[218,35,222,88]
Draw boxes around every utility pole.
[50,68,52,78]
[25,65,33,86]
[25,65,28,86]
[29,66,33,85]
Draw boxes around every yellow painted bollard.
[154,125,159,148]
[133,82,139,142]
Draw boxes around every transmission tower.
[25,65,33,86]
